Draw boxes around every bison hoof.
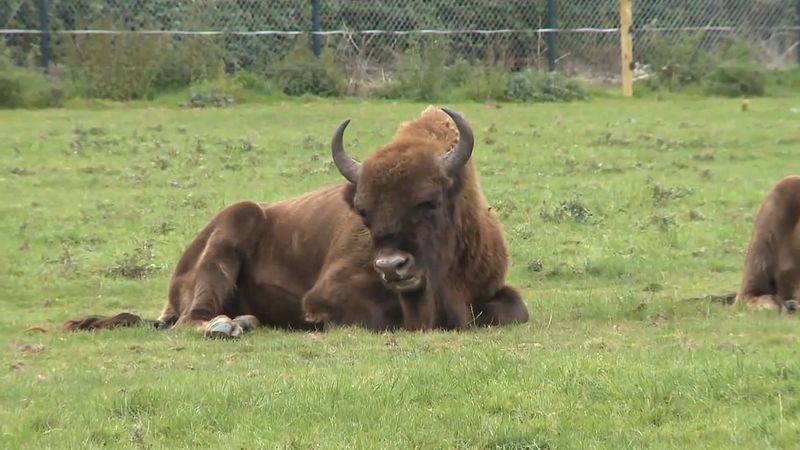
[785,299,798,314]
[205,316,243,339]
[232,315,260,331]
[303,311,329,325]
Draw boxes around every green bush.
[59,17,225,100]
[59,19,169,100]
[644,32,714,90]
[151,36,225,91]
[270,45,345,97]
[703,40,765,97]
[376,47,589,104]
[0,75,23,108]
[643,34,767,97]
[0,44,64,109]
[505,70,589,103]
[704,63,765,97]
[376,40,452,101]
[461,65,509,102]
[766,68,800,90]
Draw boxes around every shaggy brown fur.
[63,107,529,337]
[734,175,800,313]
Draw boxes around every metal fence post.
[546,0,557,71]
[311,0,322,57]
[38,0,51,71]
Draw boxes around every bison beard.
[63,107,529,337]
[734,175,800,313]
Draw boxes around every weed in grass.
[107,241,161,279]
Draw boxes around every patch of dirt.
[650,313,669,327]
[9,343,45,354]
[682,293,736,305]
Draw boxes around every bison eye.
[417,201,439,212]
[356,208,370,226]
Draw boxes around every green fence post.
[547,0,557,71]
[312,0,322,57]
[39,0,51,71]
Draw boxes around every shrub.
[505,70,589,103]
[0,44,64,109]
[703,40,765,97]
[643,32,714,90]
[704,63,765,97]
[151,36,225,91]
[643,34,766,97]
[59,17,225,100]
[461,65,509,102]
[0,75,24,108]
[270,44,345,97]
[375,40,452,101]
[58,17,172,100]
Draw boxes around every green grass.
[2,95,800,449]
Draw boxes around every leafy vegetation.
[375,41,590,103]
[270,44,346,97]
[2,97,800,448]
[0,43,64,108]
[642,33,768,97]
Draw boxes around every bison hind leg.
[472,285,530,327]
[63,312,159,331]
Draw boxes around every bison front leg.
[398,292,438,331]
[169,201,269,338]
[472,285,529,327]
[174,314,261,339]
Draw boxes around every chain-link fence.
[2,0,799,91]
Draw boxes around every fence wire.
[2,0,798,88]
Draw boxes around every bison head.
[331,108,474,294]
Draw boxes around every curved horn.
[440,108,474,176]
[330,118,361,184]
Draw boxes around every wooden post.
[619,0,633,97]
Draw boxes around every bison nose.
[374,254,412,279]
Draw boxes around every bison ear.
[341,183,357,210]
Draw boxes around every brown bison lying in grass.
[734,175,800,313]
[64,107,529,338]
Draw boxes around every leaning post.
[619,0,634,97]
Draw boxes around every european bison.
[734,175,800,313]
[64,107,529,338]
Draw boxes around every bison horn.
[440,108,475,176]
[331,118,361,184]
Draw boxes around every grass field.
[2,94,800,449]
